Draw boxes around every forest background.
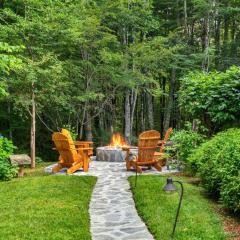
[0,0,239,164]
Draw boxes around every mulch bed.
[215,207,240,240]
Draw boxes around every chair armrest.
[122,146,131,154]
[122,146,130,151]
[138,146,158,150]
[158,140,166,146]
[75,141,93,145]
[76,147,93,151]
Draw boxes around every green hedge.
[188,128,240,212]
[171,129,205,172]
[0,136,17,181]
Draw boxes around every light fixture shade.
[163,178,177,192]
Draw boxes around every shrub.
[179,66,240,127]
[62,124,77,140]
[221,177,240,212]
[170,129,205,172]
[188,128,240,212]
[0,136,17,181]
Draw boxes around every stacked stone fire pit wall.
[96,147,138,162]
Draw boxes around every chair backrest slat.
[52,132,78,164]
[138,130,160,162]
[160,128,173,153]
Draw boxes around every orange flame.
[108,133,129,147]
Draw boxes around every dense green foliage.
[0,136,17,180]
[0,0,239,158]
[171,129,205,166]
[0,175,96,239]
[129,175,226,240]
[179,67,240,131]
[221,176,240,214]
[188,128,240,212]
[0,42,22,98]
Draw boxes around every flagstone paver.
[45,161,176,240]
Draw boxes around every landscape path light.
[163,177,184,239]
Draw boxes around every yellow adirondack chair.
[124,130,161,173]
[154,127,173,166]
[61,129,93,157]
[52,132,92,174]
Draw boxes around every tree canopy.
[0,0,239,161]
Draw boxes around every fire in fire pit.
[96,133,137,162]
[108,132,129,148]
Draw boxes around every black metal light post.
[135,166,138,187]
[163,177,184,239]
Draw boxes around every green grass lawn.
[0,164,96,240]
[129,175,227,240]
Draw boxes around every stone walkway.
[46,161,176,240]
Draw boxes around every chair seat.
[154,152,164,156]
[154,152,167,167]
[52,130,92,174]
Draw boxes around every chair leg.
[136,165,143,173]
[153,162,162,172]
[126,159,131,171]
[132,162,142,173]
[52,163,63,173]
[83,158,89,172]
[67,162,83,174]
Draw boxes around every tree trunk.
[8,101,12,140]
[160,78,166,133]
[130,89,137,136]
[135,97,139,135]
[215,17,221,68]
[140,93,145,132]
[84,111,92,141]
[176,0,180,26]
[189,21,195,46]
[202,16,210,71]
[124,89,131,143]
[31,90,36,169]
[184,0,188,37]
[147,92,154,129]
[79,104,86,139]
[223,16,229,49]
[124,88,137,143]
[163,69,176,133]
[192,119,199,132]
[230,20,236,56]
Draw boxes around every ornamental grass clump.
[188,128,240,212]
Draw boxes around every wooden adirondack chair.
[124,130,161,173]
[52,132,92,174]
[154,127,173,166]
[61,129,93,157]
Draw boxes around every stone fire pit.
[96,146,138,162]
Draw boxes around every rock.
[9,154,31,177]
[46,161,179,240]
[96,147,138,162]
[9,154,31,166]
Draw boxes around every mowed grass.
[0,169,96,240]
[129,175,226,240]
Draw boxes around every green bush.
[171,129,205,172]
[188,128,240,212]
[0,136,17,181]
[221,176,240,212]
[62,124,77,140]
[179,66,240,126]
